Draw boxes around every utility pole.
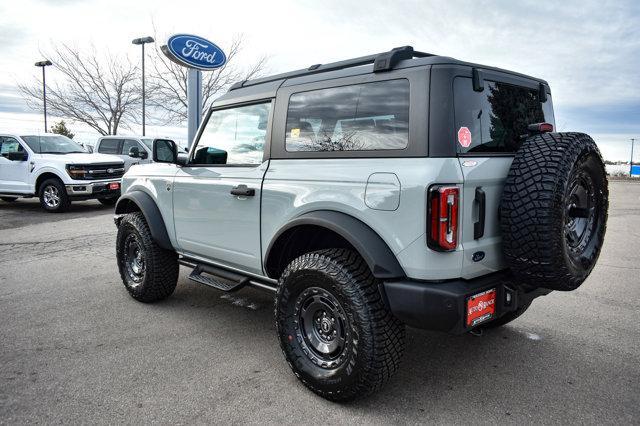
[34,60,53,132]
[631,138,636,177]
[132,36,155,136]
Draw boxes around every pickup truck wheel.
[1,197,18,202]
[501,132,608,291]
[275,249,405,402]
[116,212,178,302]
[98,196,118,206]
[38,178,70,213]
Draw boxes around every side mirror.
[7,151,27,161]
[177,152,188,166]
[128,146,140,158]
[153,139,178,164]
[139,150,149,160]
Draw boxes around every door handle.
[230,184,255,197]
[474,187,486,239]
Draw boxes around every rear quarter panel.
[261,158,466,280]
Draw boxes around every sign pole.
[187,68,202,149]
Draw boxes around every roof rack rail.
[229,46,433,91]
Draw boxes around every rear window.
[453,77,554,154]
[98,139,121,154]
[285,79,409,152]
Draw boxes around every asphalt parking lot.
[1,181,638,424]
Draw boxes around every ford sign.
[162,34,227,71]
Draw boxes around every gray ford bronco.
[114,46,608,401]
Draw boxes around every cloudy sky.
[0,0,638,160]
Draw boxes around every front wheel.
[116,212,179,302]
[275,249,405,402]
[38,178,70,212]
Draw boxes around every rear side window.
[454,77,553,154]
[285,79,409,152]
[98,139,121,154]
[0,137,24,154]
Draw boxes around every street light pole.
[34,60,53,133]
[132,36,155,136]
[631,138,636,177]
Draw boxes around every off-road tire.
[0,197,18,202]
[500,132,608,291]
[98,196,118,206]
[116,212,178,302]
[275,249,405,402]
[38,178,71,213]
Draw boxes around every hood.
[39,152,124,165]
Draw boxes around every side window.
[454,77,550,154]
[98,139,121,154]
[192,102,271,165]
[0,137,24,155]
[121,139,142,155]
[285,79,410,152]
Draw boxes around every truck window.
[454,77,553,154]
[285,79,409,152]
[121,139,142,155]
[193,102,271,165]
[98,139,121,154]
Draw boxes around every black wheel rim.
[294,287,349,369]
[565,169,598,255]
[124,233,145,285]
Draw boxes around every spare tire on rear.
[500,132,608,291]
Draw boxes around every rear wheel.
[500,133,608,291]
[116,212,178,302]
[38,178,70,213]
[0,197,18,202]
[275,249,405,402]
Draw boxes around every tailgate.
[458,157,512,279]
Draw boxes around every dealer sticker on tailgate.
[466,288,497,327]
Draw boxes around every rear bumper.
[382,272,550,334]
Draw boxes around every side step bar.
[188,264,249,292]
[179,258,277,293]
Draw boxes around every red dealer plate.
[109,182,120,190]
[466,288,496,327]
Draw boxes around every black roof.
[215,46,548,104]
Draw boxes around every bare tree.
[148,35,267,124]
[19,44,141,135]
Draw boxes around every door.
[453,74,555,278]
[0,137,30,193]
[173,101,272,274]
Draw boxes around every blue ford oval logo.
[165,34,227,70]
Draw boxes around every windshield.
[21,135,86,154]
[140,138,154,150]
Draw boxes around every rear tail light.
[527,122,554,133]
[428,186,459,251]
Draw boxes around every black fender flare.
[115,191,173,250]
[265,210,405,279]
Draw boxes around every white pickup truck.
[0,133,125,212]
